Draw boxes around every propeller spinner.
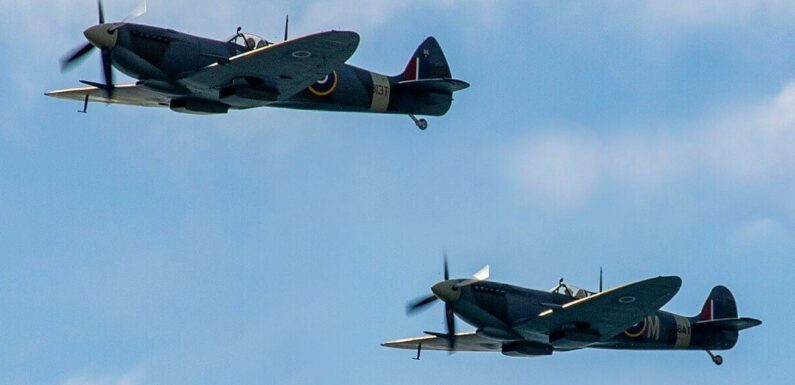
[59,0,147,98]
[405,255,489,350]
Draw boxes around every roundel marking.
[309,71,338,96]
[292,50,311,59]
[624,318,647,338]
[618,296,636,304]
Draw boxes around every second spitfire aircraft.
[383,259,761,365]
[46,1,469,129]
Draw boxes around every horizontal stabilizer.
[695,317,762,331]
[396,78,470,94]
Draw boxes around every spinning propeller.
[406,254,489,350]
[60,0,147,98]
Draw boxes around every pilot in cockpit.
[229,29,270,51]
[551,279,593,299]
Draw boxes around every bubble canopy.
[227,32,269,50]
[550,282,596,299]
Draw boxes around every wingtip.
[326,30,358,36]
[654,275,683,288]
[307,30,359,51]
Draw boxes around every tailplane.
[695,285,761,330]
[692,285,760,365]
[394,37,469,126]
[696,317,761,331]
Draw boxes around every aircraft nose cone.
[84,24,118,49]
[431,281,462,303]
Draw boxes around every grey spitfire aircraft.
[46,1,469,130]
[383,260,761,365]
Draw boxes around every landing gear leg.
[706,350,723,365]
[412,343,422,360]
[78,94,89,113]
[409,114,428,130]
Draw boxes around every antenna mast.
[284,15,289,41]
[599,267,603,292]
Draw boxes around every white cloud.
[293,0,505,36]
[509,134,601,208]
[604,0,795,30]
[507,79,795,208]
[62,368,145,385]
[0,0,501,45]
[703,82,795,182]
[726,217,794,260]
[605,134,691,189]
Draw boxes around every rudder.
[698,285,738,321]
[400,37,452,81]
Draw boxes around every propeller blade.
[406,295,438,315]
[98,0,105,24]
[472,265,489,281]
[123,0,147,23]
[109,0,147,32]
[454,265,490,288]
[101,48,114,98]
[445,302,456,349]
[60,43,95,71]
[443,252,449,281]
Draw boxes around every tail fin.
[400,37,452,81]
[698,286,738,321]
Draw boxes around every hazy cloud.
[704,81,795,182]
[62,368,144,385]
[726,217,794,260]
[604,0,795,30]
[507,79,795,208]
[509,134,601,208]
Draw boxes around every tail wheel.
[418,119,428,130]
[408,114,428,130]
[706,350,723,366]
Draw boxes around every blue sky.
[1,1,793,384]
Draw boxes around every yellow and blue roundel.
[624,318,647,338]
[309,71,338,96]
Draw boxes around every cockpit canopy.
[227,32,270,50]
[550,281,596,299]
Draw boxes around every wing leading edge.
[45,83,170,108]
[382,331,501,353]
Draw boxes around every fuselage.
[447,280,737,352]
[102,23,454,116]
